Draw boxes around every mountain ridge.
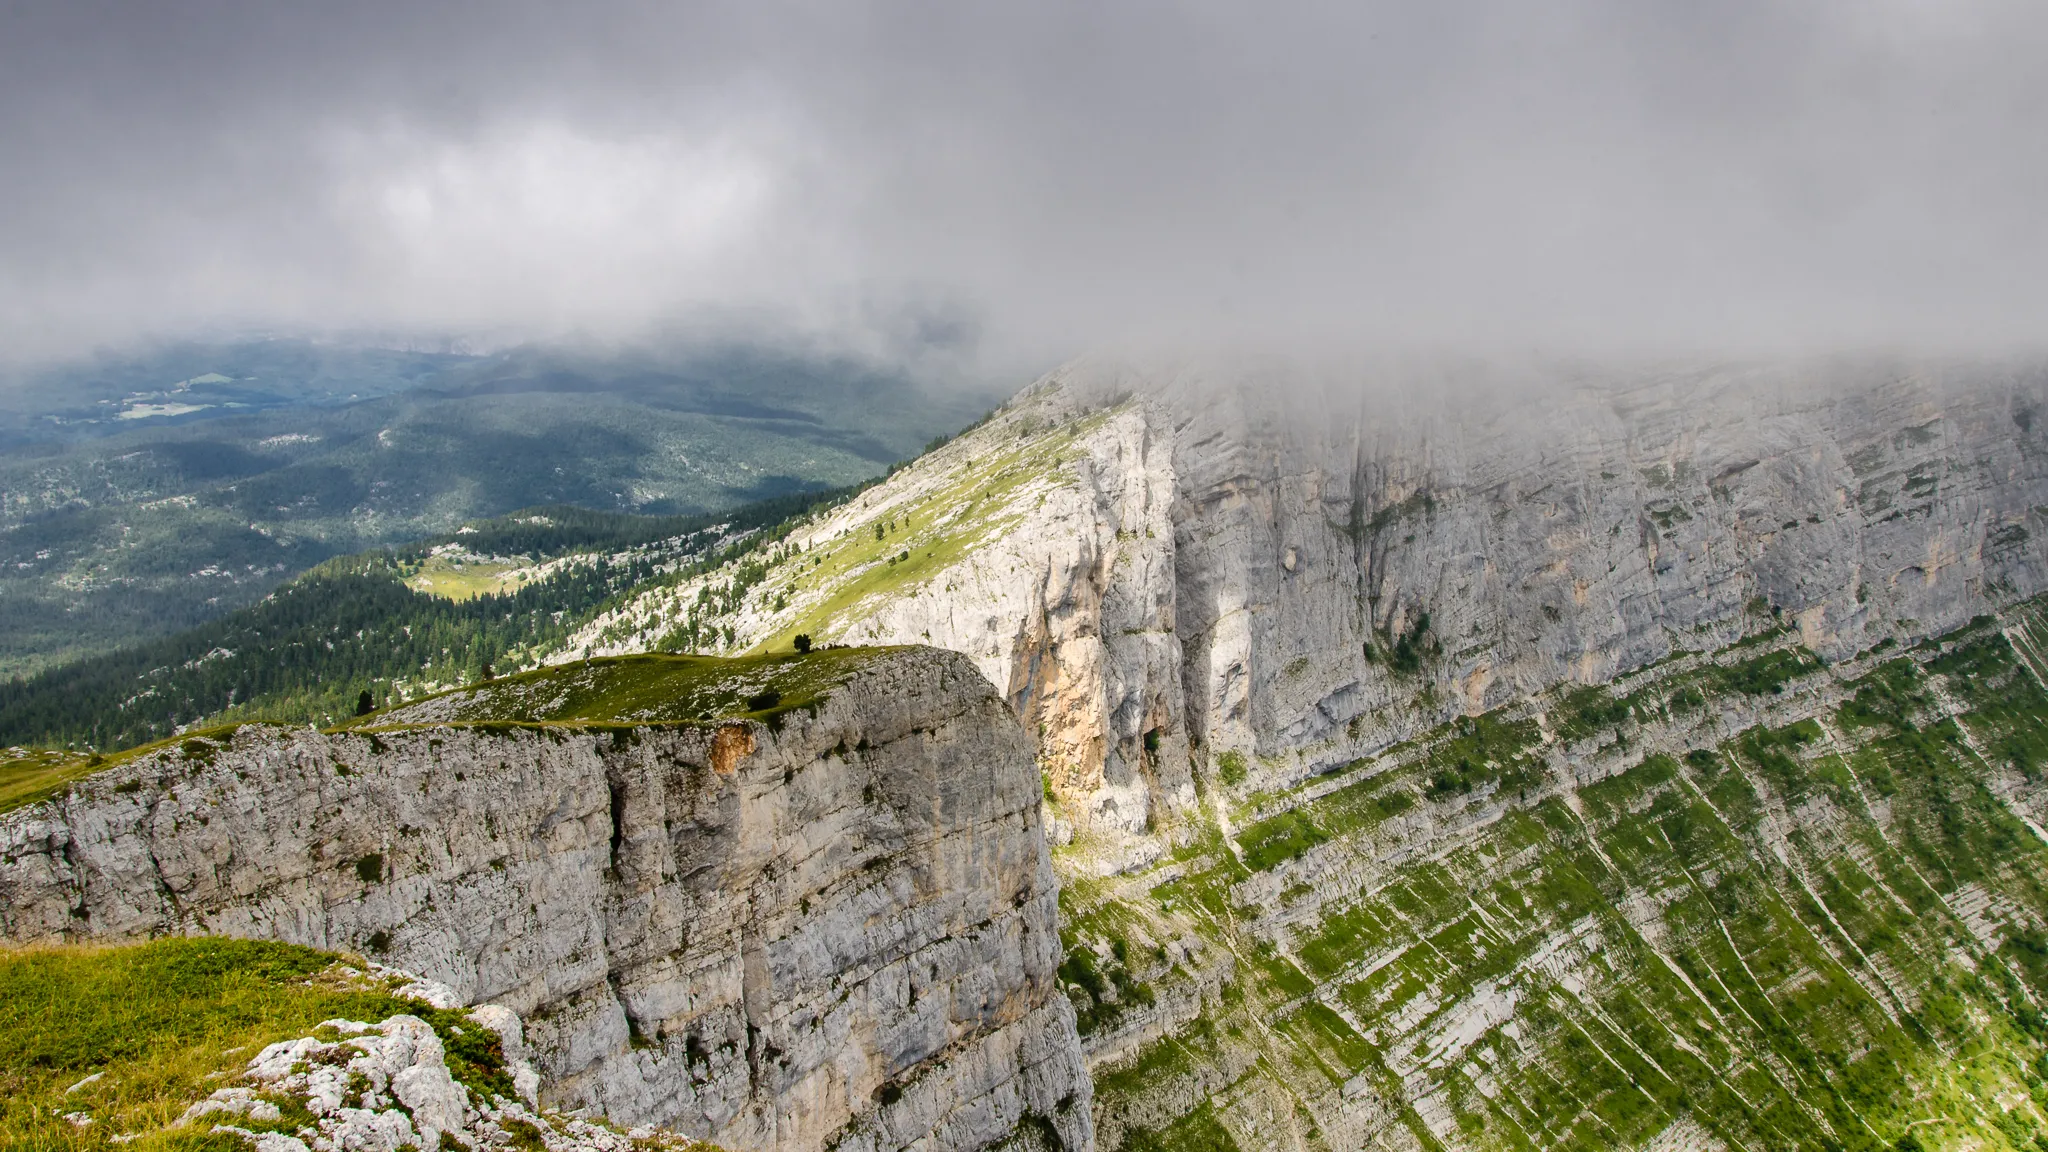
[0,646,1091,1152]
[555,355,2048,853]
[16,353,2048,1150]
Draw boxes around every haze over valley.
[0,336,998,674]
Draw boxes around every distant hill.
[0,337,1005,674]
[0,485,860,749]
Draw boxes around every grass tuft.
[0,746,100,816]
[0,938,506,1152]
[331,647,910,733]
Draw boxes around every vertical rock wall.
[543,354,2048,864]
[0,648,1092,1152]
[796,358,2048,853]
[1160,357,2048,783]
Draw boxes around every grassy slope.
[0,746,98,816]
[565,398,1119,660]
[344,646,903,730]
[757,409,1105,647]
[0,648,901,818]
[1070,609,2048,1152]
[750,407,1115,654]
[0,938,508,1152]
[403,554,532,600]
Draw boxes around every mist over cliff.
[6,3,2048,366]
[566,353,2048,839]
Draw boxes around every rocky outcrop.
[183,998,610,1152]
[0,647,1092,1152]
[564,356,2048,858]
[562,390,1192,852]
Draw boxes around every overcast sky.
[3,0,2045,368]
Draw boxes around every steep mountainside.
[564,357,2048,848]
[547,354,2048,1149]
[16,353,2048,1151]
[0,647,1091,1152]
[1064,606,2048,1151]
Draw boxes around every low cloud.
[3,1,2046,369]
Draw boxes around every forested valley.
[0,486,854,751]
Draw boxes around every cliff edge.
[0,646,1092,1152]
[562,356,2048,863]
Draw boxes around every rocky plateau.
[0,647,1092,1152]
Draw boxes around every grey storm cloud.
[2,0,2046,365]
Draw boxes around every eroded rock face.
[836,392,1188,847]
[557,357,2048,858]
[1082,357,2048,830]
[1069,602,2048,1150]
[1145,357,2048,786]
[0,648,1092,1152]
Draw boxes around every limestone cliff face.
[1152,357,2048,788]
[1067,600,2048,1151]
[564,356,2048,858]
[0,648,1092,1152]
[562,385,1191,848]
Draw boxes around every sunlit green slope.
[1068,605,2048,1152]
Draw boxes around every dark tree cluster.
[0,485,871,752]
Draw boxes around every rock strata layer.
[567,357,2048,854]
[0,647,1092,1152]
